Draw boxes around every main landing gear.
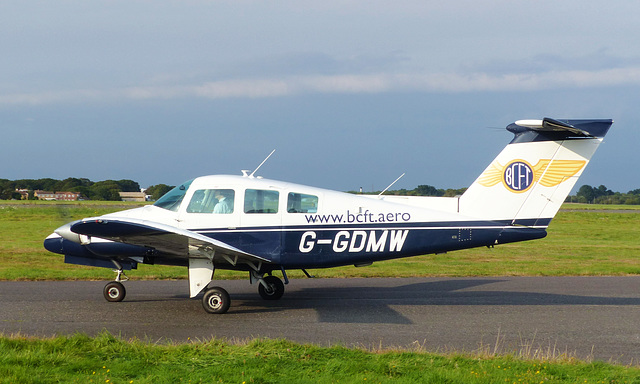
[258,275,285,300]
[200,273,286,314]
[202,286,231,314]
[100,259,288,315]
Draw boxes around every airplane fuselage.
[43,118,613,313]
[47,175,545,274]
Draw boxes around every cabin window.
[153,179,193,212]
[287,192,318,213]
[187,189,235,214]
[244,189,279,214]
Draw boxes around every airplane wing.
[70,217,271,265]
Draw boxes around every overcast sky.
[1,1,638,193]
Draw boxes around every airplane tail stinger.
[458,118,612,228]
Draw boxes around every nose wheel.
[103,261,128,302]
[103,281,126,302]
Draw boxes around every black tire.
[103,281,126,302]
[202,287,230,314]
[258,275,285,300]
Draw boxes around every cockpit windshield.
[153,179,194,211]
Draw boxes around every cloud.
[2,67,640,106]
[468,50,640,75]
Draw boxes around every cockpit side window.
[244,189,279,214]
[287,192,318,213]
[153,180,193,212]
[187,189,235,214]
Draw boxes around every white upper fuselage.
[108,174,470,232]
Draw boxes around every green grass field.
[2,201,640,382]
[2,201,639,281]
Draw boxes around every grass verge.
[1,332,639,384]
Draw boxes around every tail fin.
[459,118,613,226]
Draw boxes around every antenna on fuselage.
[248,149,276,178]
[378,173,405,197]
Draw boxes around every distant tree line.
[1,178,637,205]
[145,184,174,201]
[0,178,174,201]
[355,183,640,205]
[570,185,640,205]
[349,185,468,197]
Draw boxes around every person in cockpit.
[213,190,233,214]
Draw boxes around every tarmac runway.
[2,277,640,364]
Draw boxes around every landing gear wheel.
[202,287,230,314]
[258,275,285,300]
[103,281,126,302]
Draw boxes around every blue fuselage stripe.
[191,218,552,234]
[49,219,550,270]
[188,219,549,269]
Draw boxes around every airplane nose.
[54,221,82,243]
[43,232,63,253]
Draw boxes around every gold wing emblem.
[477,161,503,187]
[538,160,586,187]
[476,159,585,189]
[531,159,551,183]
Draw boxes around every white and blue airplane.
[44,118,612,314]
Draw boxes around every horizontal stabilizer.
[511,118,612,139]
